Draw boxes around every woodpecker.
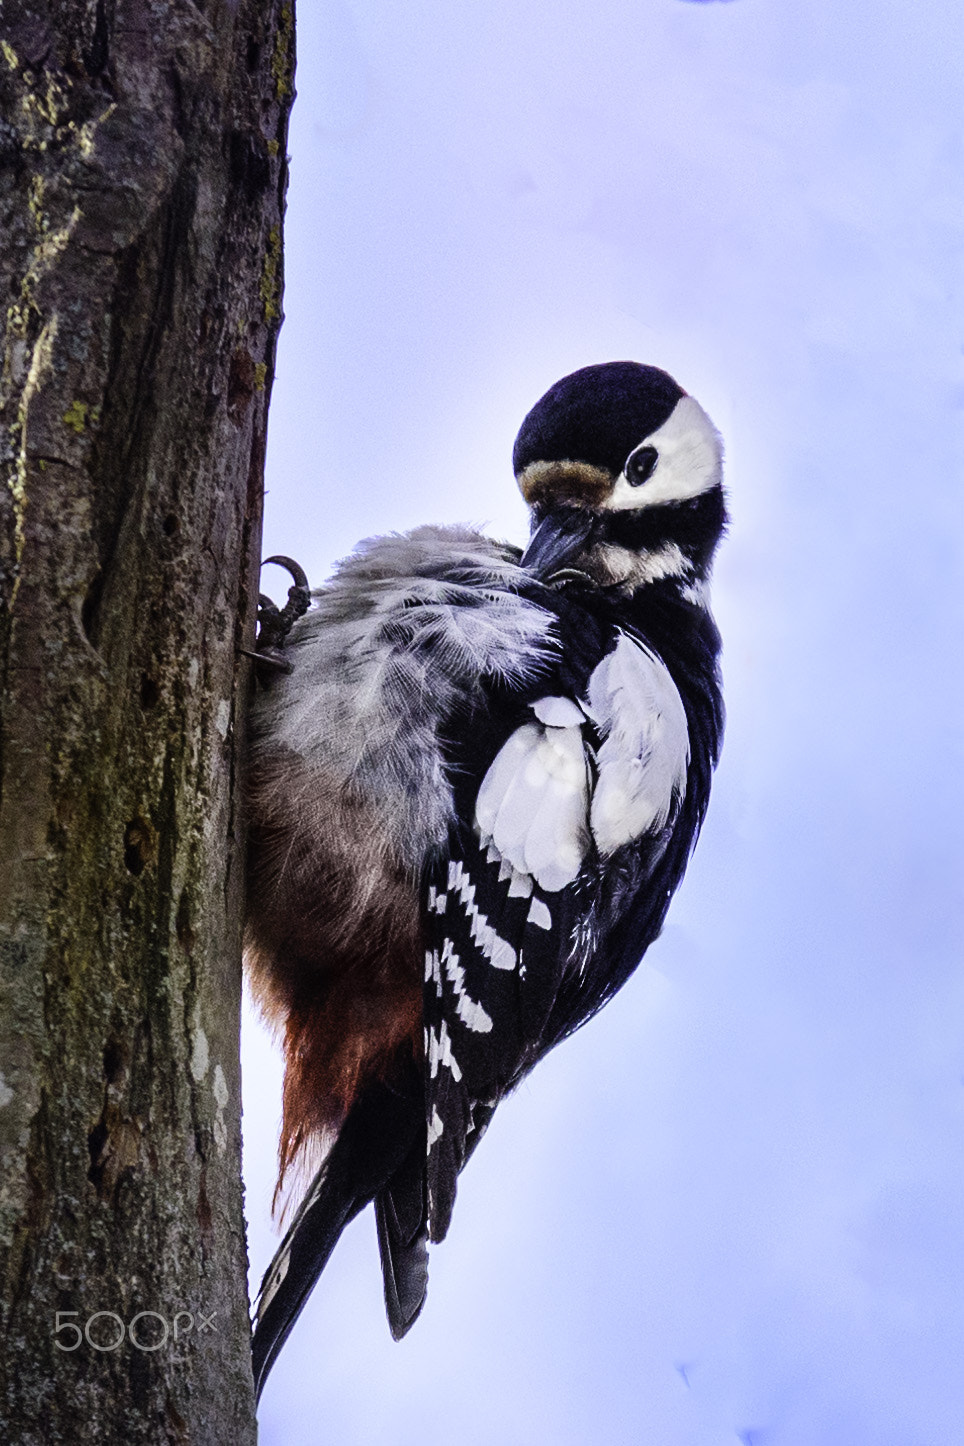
[246,361,726,1395]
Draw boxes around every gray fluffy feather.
[251,525,558,870]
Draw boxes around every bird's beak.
[520,507,596,580]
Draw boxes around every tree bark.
[0,2,294,1439]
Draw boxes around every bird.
[245,360,726,1396]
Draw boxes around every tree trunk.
[0,2,294,1440]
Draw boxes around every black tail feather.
[375,1122,430,1338]
[252,1156,359,1398]
[252,1071,423,1398]
[375,1188,429,1340]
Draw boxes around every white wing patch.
[526,897,552,930]
[475,706,591,892]
[586,632,690,852]
[531,695,585,728]
[475,633,689,890]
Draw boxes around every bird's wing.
[422,818,576,1243]
[421,610,692,1244]
[374,689,589,1327]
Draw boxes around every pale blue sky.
[245,2,964,1441]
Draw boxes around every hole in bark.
[87,1120,108,1170]
[197,1168,213,1236]
[81,574,104,644]
[139,673,160,709]
[176,890,196,952]
[123,817,154,875]
[229,130,271,201]
[85,0,110,76]
[246,37,261,71]
[162,513,179,537]
[103,1037,127,1085]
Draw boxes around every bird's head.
[514,361,726,595]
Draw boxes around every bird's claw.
[252,556,311,681]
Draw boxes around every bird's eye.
[626,446,658,486]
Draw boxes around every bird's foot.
[246,556,311,681]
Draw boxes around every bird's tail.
[375,1141,430,1340]
[251,1070,424,1398]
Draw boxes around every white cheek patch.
[606,395,722,510]
[474,636,690,890]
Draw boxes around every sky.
[242,2,964,1442]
